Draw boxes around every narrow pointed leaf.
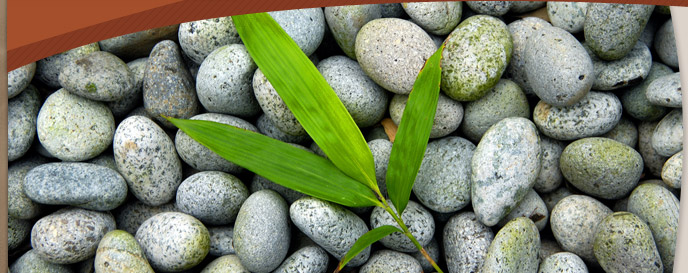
[167,117,380,208]
[335,225,403,272]
[386,44,445,216]
[232,13,378,190]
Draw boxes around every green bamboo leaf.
[335,225,403,272]
[232,13,378,191]
[386,44,445,216]
[167,117,380,208]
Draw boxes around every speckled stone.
[381,3,405,18]
[208,226,235,256]
[506,17,551,95]
[390,93,462,138]
[175,113,259,173]
[662,151,682,189]
[561,137,643,199]
[584,3,654,61]
[32,208,116,264]
[443,212,494,273]
[639,18,660,48]
[368,139,392,197]
[8,156,47,220]
[59,51,135,101]
[253,68,307,136]
[533,136,565,193]
[143,40,200,128]
[94,230,155,273]
[8,62,36,99]
[8,84,40,161]
[24,162,127,211]
[655,19,678,69]
[136,212,210,271]
[410,238,440,272]
[256,114,311,144]
[324,5,381,59]
[414,136,474,213]
[547,2,588,33]
[370,200,435,252]
[534,91,622,141]
[8,216,31,250]
[538,252,589,273]
[273,245,329,273]
[99,25,179,60]
[510,1,546,13]
[108,58,146,118]
[200,255,250,273]
[269,8,326,57]
[86,152,118,171]
[36,43,100,88]
[497,189,548,231]
[639,120,670,177]
[113,115,182,206]
[115,200,179,235]
[646,72,681,108]
[588,41,652,91]
[250,174,307,204]
[36,88,115,161]
[628,183,679,273]
[196,44,260,117]
[355,18,435,94]
[290,197,370,267]
[178,16,240,64]
[366,126,390,141]
[526,26,593,106]
[652,109,683,157]
[601,116,639,148]
[459,79,529,142]
[360,250,422,273]
[233,190,290,273]
[594,212,663,273]
[465,1,512,16]
[10,249,75,273]
[318,55,388,127]
[540,240,565,261]
[402,2,462,35]
[481,217,540,273]
[472,117,541,226]
[541,186,573,212]
[550,195,612,263]
[176,171,248,225]
[620,62,673,121]
[442,15,512,101]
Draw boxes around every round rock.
[542,186,573,212]
[550,195,613,263]
[589,41,652,91]
[389,93,462,138]
[256,114,310,144]
[533,136,565,193]
[36,43,100,88]
[115,200,179,235]
[108,58,147,118]
[94,230,155,273]
[369,138,393,197]
[8,156,47,219]
[510,1,546,13]
[8,84,40,161]
[547,2,588,33]
[178,16,241,65]
[10,249,74,273]
[200,255,250,273]
[465,1,512,16]
[584,3,654,60]
[176,171,249,225]
[370,200,435,252]
[8,62,36,99]
[662,151,682,189]
[8,216,31,250]
[651,109,683,157]
[58,51,136,101]
[208,226,235,256]
[324,5,382,59]
[620,62,673,121]
[497,189,548,231]
[646,72,682,108]
[601,116,639,148]
[481,217,540,273]
[443,212,495,273]
[538,252,589,273]
[655,19,678,68]
[99,24,179,60]
[594,212,663,273]
[273,246,329,273]
[268,8,326,57]
[402,2,462,35]
[360,250,422,273]
[506,17,552,95]
[410,238,440,272]
[639,120,670,177]
[253,68,306,136]
[250,174,307,204]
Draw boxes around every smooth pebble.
[8,62,36,99]
[547,2,588,33]
[593,212,663,273]
[662,151,682,189]
[360,250,422,273]
[389,93,463,138]
[480,217,540,273]
[176,171,249,225]
[651,109,683,157]
[8,84,40,161]
[94,230,155,273]
[178,16,241,65]
[269,8,326,56]
[655,19,678,68]
[402,2,462,35]
[550,195,612,263]
[370,200,435,252]
[584,3,654,60]
[58,51,136,101]
[589,41,652,91]
[324,5,381,59]
[646,72,682,108]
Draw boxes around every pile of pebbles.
[8,2,682,273]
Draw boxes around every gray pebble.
[414,136,474,213]
[390,93,462,138]
[381,3,405,18]
[208,226,235,256]
[318,55,388,127]
[113,115,182,206]
[506,17,552,95]
[8,84,40,161]
[542,186,573,212]
[269,8,326,57]
[472,117,541,226]
[589,41,652,91]
[601,116,639,148]
[550,195,612,263]
[59,51,136,101]
[442,15,512,101]
[651,109,683,157]
[593,212,663,273]
[547,2,588,33]
[497,189,549,231]
[360,250,422,273]
[540,240,565,261]
[256,114,310,144]
[481,217,540,273]
[459,79,530,142]
[178,16,240,65]
[402,2,462,35]
[273,245,329,273]
[526,26,593,106]
[620,62,673,121]
[115,200,179,235]
[356,18,436,94]
[8,156,48,219]
[639,17,660,48]
[662,151,682,189]
[31,208,116,264]
[465,1,512,16]
[290,197,370,267]
[655,19,678,68]
[324,5,381,59]
[24,162,127,211]
[584,3,654,61]
[10,249,75,273]
[234,190,290,273]
[533,136,565,193]
[509,1,546,13]
[253,68,306,136]
[410,238,440,272]
[639,120,670,177]
[176,171,248,225]
[36,88,115,161]
[143,40,200,128]
[99,25,179,60]
[646,72,682,108]
[107,58,146,118]
[86,152,118,171]
[175,113,259,173]
[8,62,36,99]
[94,230,155,273]
[196,44,261,117]
[443,212,494,273]
[538,252,589,273]
[8,216,31,250]
[200,255,250,273]
[370,200,435,252]
[36,43,100,88]
[369,139,392,197]
[534,91,622,141]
